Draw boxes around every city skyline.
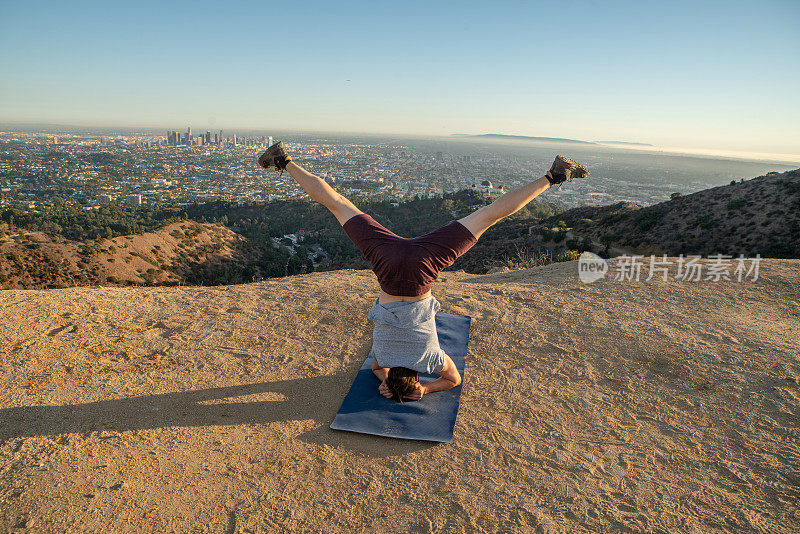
[164,126,272,148]
[1,1,798,159]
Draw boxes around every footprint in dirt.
[618,453,629,469]
[161,326,186,339]
[144,321,185,339]
[48,323,76,337]
[318,314,335,325]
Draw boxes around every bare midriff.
[378,289,431,305]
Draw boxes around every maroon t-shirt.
[343,214,478,297]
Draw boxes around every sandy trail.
[1,259,798,533]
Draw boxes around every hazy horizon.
[3,120,799,166]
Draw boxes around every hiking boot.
[546,155,590,186]
[257,141,292,170]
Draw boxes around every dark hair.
[386,367,419,403]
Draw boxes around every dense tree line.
[1,203,182,241]
[1,189,564,286]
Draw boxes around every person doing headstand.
[257,143,589,402]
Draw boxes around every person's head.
[385,367,419,403]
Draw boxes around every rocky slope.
[558,169,800,258]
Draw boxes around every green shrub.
[635,208,664,231]
[538,228,554,242]
[600,231,618,245]
[556,250,581,262]
[689,215,714,230]
[726,199,745,210]
[765,242,793,257]
[778,178,800,195]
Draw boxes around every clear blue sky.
[1,0,798,155]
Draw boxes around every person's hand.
[378,380,392,398]
[403,382,425,401]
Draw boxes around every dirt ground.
[1,259,798,533]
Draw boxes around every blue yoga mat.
[330,312,471,443]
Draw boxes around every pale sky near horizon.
[0,0,798,156]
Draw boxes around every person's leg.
[457,174,551,239]
[284,161,363,226]
[280,160,404,285]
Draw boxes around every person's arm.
[403,355,462,400]
[372,360,389,382]
[372,360,392,398]
[284,161,363,226]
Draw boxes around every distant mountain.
[455,133,595,145]
[596,140,654,147]
[452,133,654,147]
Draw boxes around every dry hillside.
[450,169,800,275]
[0,259,798,532]
[0,221,246,289]
[560,169,800,258]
